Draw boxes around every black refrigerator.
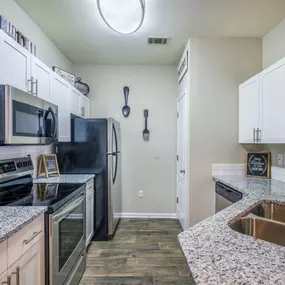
[56,118,122,240]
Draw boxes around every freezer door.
[107,118,122,235]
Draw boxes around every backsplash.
[242,144,285,168]
[0,145,54,177]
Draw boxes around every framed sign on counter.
[37,154,60,178]
[246,152,271,179]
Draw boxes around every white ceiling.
[17,0,285,65]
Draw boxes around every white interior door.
[177,94,187,230]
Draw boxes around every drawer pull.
[11,267,19,285]
[23,231,41,245]
[1,276,11,285]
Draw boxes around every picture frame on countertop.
[177,50,188,83]
[52,66,76,86]
[246,152,271,179]
[37,154,60,178]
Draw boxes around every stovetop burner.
[0,177,85,212]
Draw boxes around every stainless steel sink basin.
[249,202,285,223]
[230,217,285,247]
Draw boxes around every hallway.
[80,219,195,285]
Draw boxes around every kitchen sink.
[249,202,285,223]
[230,217,285,247]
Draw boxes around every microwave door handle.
[44,107,57,145]
[53,195,85,223]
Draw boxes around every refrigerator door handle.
[106,151,120,156]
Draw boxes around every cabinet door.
[31,56,51,102]
[80,96,90,118]
[86,191,94,246]
[71,88,80,115]
[239,74,261,143]
[0,31,31,92]
[8,240,44,285]
[0,271,8,285]
[50,74,71,142]
[261,58,285,143]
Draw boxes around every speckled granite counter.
[34,174,95,184]
[178,175,285,285]
[0,207,46,242]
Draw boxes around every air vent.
[147,37,170,45]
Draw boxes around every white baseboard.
[271,166,285,182]
[120,213,177,219]
[212,163,245,176]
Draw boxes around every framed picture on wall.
[177,50,188,83]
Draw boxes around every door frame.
[176,90,190,230]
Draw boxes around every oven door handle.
[53,195,85,222]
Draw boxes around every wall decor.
[143,109,150,141]
[177,50,188,83]
[37,154,60,178]
[122,86,131,117]
[52,66,75,86]
[75,77,90,96]
[246,152,271,178]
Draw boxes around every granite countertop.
[33,174,95,184]
[178,175,285,285]
[0,207,47,242]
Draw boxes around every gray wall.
[188,38,262,225]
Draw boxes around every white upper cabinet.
[239,74,261,143]
[31,56,52,102]
[80,96,90,118]
[0,31,31,92]
[71,87,81,115]
[261,57,285,143]
[50,74,71,142]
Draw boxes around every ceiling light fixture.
[97,0,145,35]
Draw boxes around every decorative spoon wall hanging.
[143,109,150,141]
[122,86,130,117]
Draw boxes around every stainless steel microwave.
[0,85,58,145]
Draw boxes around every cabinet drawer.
[0,240,7,275]
[7,215,44,267]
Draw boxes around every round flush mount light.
[97,0,145,35]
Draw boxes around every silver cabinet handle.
[258,129,262,143]
[253,128,256,143]
[256,128,260,142]
[23,231,42,245]
[28,76,33,94]
[81,107,85,117]
[11,267,19,285]
[2,276,11,285]
[180,169,185,174]
[32,78,38,97]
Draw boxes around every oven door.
[50,193,86,285]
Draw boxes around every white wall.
[188,38,262,225]
[74,65,177,215]
[0,0,73,72]
[263,18,285,69]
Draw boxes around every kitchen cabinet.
[8,240,43,285]
[71,87,81,115]
[0,30,31,92]
[0,271,8,284]
[31,56,52,102]
[50,73,71,142]
[0,215,44,285]
[80,96,90,118]
[86,179,94,246]
[239,74,261,143]
[260,57,285,143]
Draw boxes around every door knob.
[180,169,185,174]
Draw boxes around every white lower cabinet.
[86,179,94,246]
[0,215,44,285]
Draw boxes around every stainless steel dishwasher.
[215,182,243,213]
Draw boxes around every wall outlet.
[278,154,283,166]
[138,190,143,198]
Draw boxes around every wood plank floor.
[80,219,195,285]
